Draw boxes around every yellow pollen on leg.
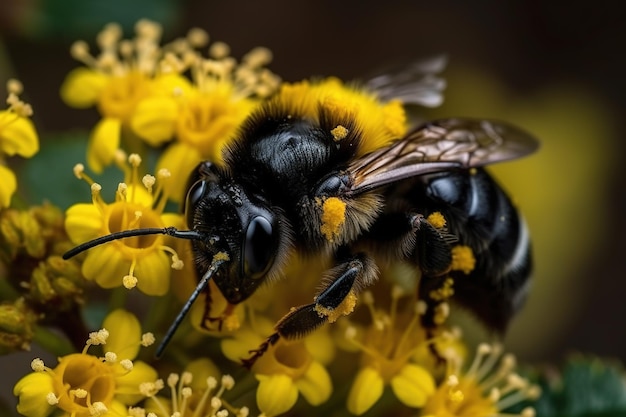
[429,277,455,301]
[427,212,446,229]
[315,290,357,323]
[451,245,476,274]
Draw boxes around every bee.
[64,57,538,363]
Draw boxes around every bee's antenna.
[155,256,228,358]
[62,227,203,260]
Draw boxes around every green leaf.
[20,131,123,210]
[528,356,626,417]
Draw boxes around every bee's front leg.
[242,254,377,368]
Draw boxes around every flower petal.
[0,111,39,157]
[295,360,332,406]
[65,203,104,243]
[60,67,107,108]
[390,363,436,408]
[131,96,178,146]
[13,371,55,417]
[347,367,384,415]
[103,309,141,360]
[256,373,299,417]
[0,164,16,208]
[134,250,171,296]
[87,117,121,173]
[184,358,222,391]
[156,142,202,203]
[114,360,158,405]
[82,244,129,288]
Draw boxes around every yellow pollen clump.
[429,277,455,301]
[427,212,446,229]
[315,290,357,323]
[331,125,349,141]
[319,197,347,242]
[213,251,231,263]
[451,245,476,274]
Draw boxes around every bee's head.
[184,166,288,304]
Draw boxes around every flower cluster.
[3,18,548,417]
[0,79,39,208]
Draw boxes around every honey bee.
[64,57,538,362]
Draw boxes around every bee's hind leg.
[242,253,377,368]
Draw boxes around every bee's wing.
[365,55,447,108]
[347,118,539,195]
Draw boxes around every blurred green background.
[0,0,624,411]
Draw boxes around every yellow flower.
[59,20,189,173]
[0,79,39,208]
[139,358,251,417]
[343,286,439,415]
[221,316,334,416]
[13,309,158,417]
[422,343,541,417]
[64,153,184,295]
[132,41,281,202]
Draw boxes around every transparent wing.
[365,55,448,108]
[347,118,539,195]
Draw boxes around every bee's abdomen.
[418,168,532,331]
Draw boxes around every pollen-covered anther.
[114,149,127,165]
[211,397,222,410]
[7,78,23,94]
[31,358,45,372]
[141,332,155,347]
[88,328,109,345]
[104,351,117,363]
[180,371,193,386]
[139,380,163,397]
[123,274,138,289]
[181,387,192,398]
[206,376,218,390]
[171,253,184,270]
[188,27,209,47]
[128,153,142,167]
[115,183,128,200]
[167,373,179,388]
[91,183,102,195]
[345,325,358,341]
[142,174,156,192]
[73,163,85,179]
[222,374,235,390]
[209,42,231,60]
[157,168,171,179]
[72,388,88,399]
[46,392,59,405]
[331,125,349,142]
[120,359,134,371]
[89,401,108,416]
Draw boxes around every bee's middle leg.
[242,254,377,367]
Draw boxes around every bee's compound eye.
[185,180,207,226]
[243,216,276,279]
